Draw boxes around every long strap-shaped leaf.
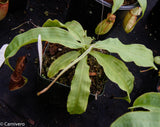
[136,0,147,23]
[130,92,160,112]
[67,56,91,114]
[137,0,147,18]
[43,19,84,41]
[42,19,67,28]
[43,19,92,44]
[65,20,86,43]
[95,38,157,69]
[111,111,160,127]
[90,51,134,102]
[65,21,93,45]
[5,27,84,68]
[47,51,81,78]
[112,0,124,14]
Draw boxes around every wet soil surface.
[0,0,159,127]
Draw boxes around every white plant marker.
[38,34,42,75]
[0,44,8,68]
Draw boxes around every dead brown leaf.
[9,56,26,91]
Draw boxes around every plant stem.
[37,44,95,96]
[11,20,38,31]
[140,67,153,73]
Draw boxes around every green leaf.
[42,19,67,28]
[47,51,81,78]
[90,51,134,102]
[154,56,160,65]
[95,38,157,69]
[5,27,83,66]
[65,20,84,33]
[111,111,160,127]
[137,0,147,21]
[112,0,124,14]
[65,20,93,44]
[65,20,85,41]
[43,19,93,44]
[67,56,91,114]
[83,35,93,45]
[130,92,160,112]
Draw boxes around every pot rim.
[38,71,106,97]
[95,0,138,10]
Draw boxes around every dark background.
[0,0,159,126]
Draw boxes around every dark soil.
[104,0,137,5]
[42,43,107,95]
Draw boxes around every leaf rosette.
[4,19,156,114]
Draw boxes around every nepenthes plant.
[4,19,156,114]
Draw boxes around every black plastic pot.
[36,72,106,108]
[95,0,138,10]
